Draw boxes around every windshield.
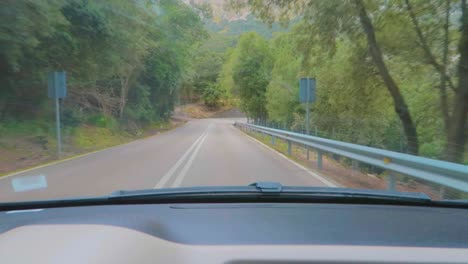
[0,0,467,203]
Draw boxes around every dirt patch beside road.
[173,103,244,119]
[0,137,55,175]
[211,108,245,118]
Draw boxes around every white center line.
[153,129,207,189]
[154,124,212,189]
[171,133,208,188]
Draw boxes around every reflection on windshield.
[12,175,48,193]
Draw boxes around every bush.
[202,83,225,109]
[87,114,117,129]
[420,141,444,160]
[0,120,51,137]
[62,108,83,127]
[125,84,154,123]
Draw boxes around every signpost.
[299,77,316,134]
[48,71,67,159]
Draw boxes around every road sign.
[299,78,315,103]
[48,72,67,98]
[48,71,67,159]
[299,77,316,134]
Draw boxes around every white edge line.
[237,128,338,187]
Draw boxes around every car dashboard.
[1,203,468,263]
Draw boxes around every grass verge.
[0,119,184,177]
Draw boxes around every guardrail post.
[351,160,358,176]
[271,135,275,145]
[317,150,323,169]
[306,147,309,160]
[387,172,396,191]
[439,187,446,199]
[235,122,468,194]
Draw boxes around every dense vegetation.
[205,14,289,38]
[215,0,467,164]
[0,0,206,129]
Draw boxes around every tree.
[0,0,67,118]
[191,48,224,99]
[449,0,468,163]
[182,32,236,105]
[202,83,225,109]
[232,0,420,154]
[0,0,206,124]
[231,32,273,121]
[403,0,467,162]
[353,0,419,154]
[265,32,301,125]
[218,47,239,103]
[135,0,207,120]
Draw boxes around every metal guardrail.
[235,122,468,193]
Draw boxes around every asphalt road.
[0,118,332,202]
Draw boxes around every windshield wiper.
[107,181,432,205]
[0,181,447,211]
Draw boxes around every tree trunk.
[445,0,468,163]
[354,0,419,155]
[405,0,451,131]
[118,66,135,119]
[119,77,129,119]
[440,0,451,132]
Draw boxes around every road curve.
[0,118,329,202]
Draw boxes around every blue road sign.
[299,78,315,103]
[48,71,67,99]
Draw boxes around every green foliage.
[125,84,153,122]
[231,32,272,120]
[0,120,51,138]
[191,50,224,96]
[62,108,84,128]
[181,32,235,105]
[202,83,225,109]
[87,114,117,129]
[265,33,302,125]
[217,47,239,100]
[220,0,466,162]
[73,126,127,150]
[205,14,289,38]
[0,0,206,124]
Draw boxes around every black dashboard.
[2,202,468,248]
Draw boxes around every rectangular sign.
[48,71,67,98]
[299,77,316,103]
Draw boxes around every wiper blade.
[0,182,435,211]
[109,181,432,204]
[436,199,468,206]
[249,182,431,202]
[249,181,283,192]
